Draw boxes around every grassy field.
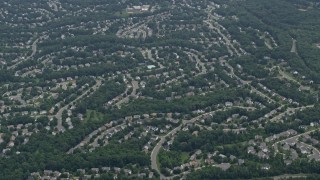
[84,110,105,122]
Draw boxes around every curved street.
[8,37,41,70]
[55,79,102,132]
[150,108,233,179]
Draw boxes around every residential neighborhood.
[0,0,320,179]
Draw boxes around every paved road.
[151,108,236,179]
[151,125,182,179]
[219,57,276,103]
[270,105,314,122]
[116,74,139,108]
[8,37,40,70]
[117,23,149,39]
[186,52,207,75]
[67,122,126,154]
[272,127,319,153]
[205,7,246,56]
[145,49,165,69]
[204,20,241,57]
[300,141,320,158]
[279,69,301,85]
[111,87,128,107]
[55,80,102,132]
[273,174,307,180]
